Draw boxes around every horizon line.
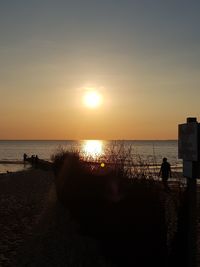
[0,139,178,141]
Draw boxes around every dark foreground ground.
[0,168,189,267]
[0,169,111,267]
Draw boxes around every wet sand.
[0,169,111,267]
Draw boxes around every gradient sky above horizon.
[1,0,200,140]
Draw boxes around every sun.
[83,91,102,109]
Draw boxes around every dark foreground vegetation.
[52,150,187,267]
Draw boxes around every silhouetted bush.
[52,148,171,266]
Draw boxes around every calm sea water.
[0,140,180,173]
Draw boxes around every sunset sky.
[1,0,200,140]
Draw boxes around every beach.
[0,169,110,267]
[0,167,181,267]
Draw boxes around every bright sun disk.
[83,91,102,108]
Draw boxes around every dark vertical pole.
[187,176,197,267]
[178,117,198,267]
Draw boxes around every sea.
[0,140,181,174]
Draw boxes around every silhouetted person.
[159,157,171,190]
[31,155,35,166]
[23,153,27,162]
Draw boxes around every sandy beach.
[0,169,111,267]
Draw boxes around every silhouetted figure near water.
[31,155,35,166]
[23,153,27,162]
[159,157,172,190]
[30,155,39,168]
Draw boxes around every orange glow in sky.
[0,1,199,140]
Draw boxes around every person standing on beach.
[159,157,172,189]
[23,153,27,162]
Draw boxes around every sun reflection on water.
[82,140,104,159]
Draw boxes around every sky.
[0,0,200,140]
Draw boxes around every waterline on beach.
[0,162,31,174]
